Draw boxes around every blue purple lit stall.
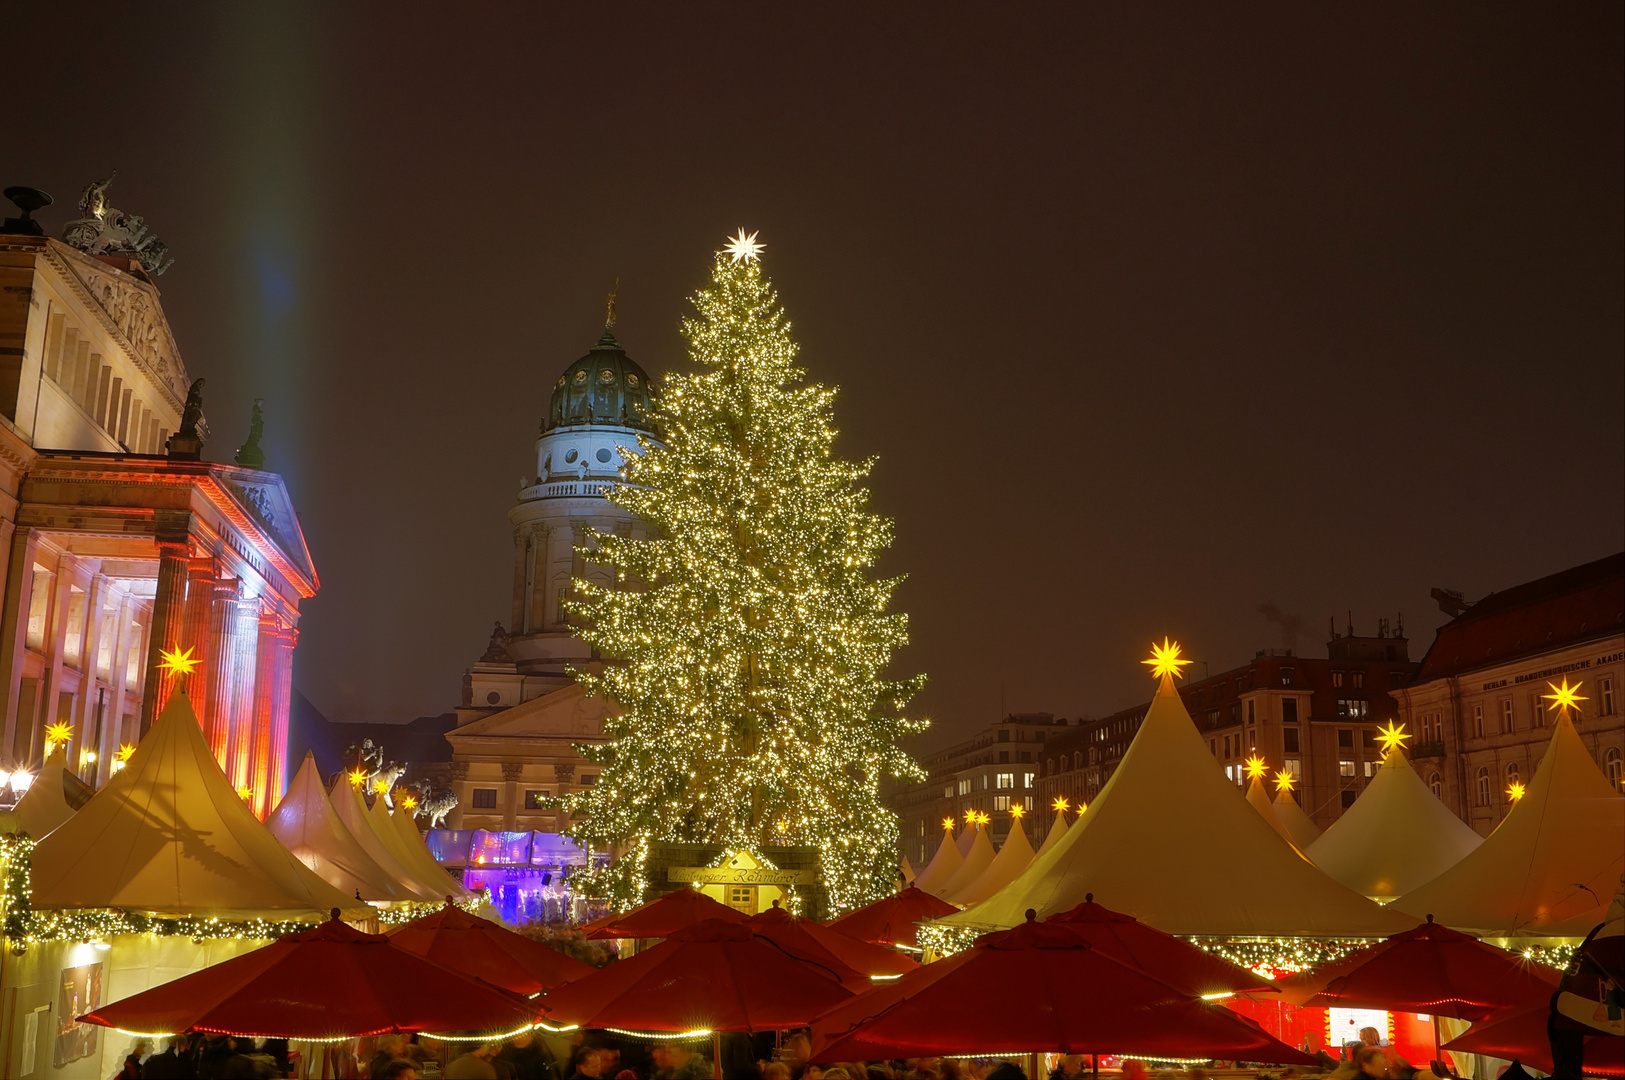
[424,829,606,925]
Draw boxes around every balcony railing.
[1411,740,1446,759]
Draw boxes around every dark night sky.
[7,6,1622,750]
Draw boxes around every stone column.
[0,526,40,764]
[203,578,241,769]
[139,540,191,735]
[175,556,215,729]
[262,623,296,816]
[225,601,259,789]
[237,606,277,794]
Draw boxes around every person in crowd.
[763,1063,792,1080]
[1120,1061,1149,1080]
[370,1035,412,1079]
[499,1031,557,1080]
[1050,1058,1086,1080]
[448,1042,505,1080]
[820,1071,853,1080]
[572,1048,607,1080]
[142,1034,194,1079]
[652,1043,712,1080]
[985,1063,1027,1080]
[115,1039,150,1079]
[376,1061,422,1080]
[1331,1046,1390,1080]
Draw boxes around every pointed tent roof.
[8,747,78,840]
[911,828,964,896]
[899,855,915,885]
[938,675,1417,937]
[1034,807,1071,859]
[1306,748,1483,902]
[936,824,996,903]
[382,799,471,899]
[328,776,442,901]
[951,816,1036,907]
[955,821,976,856]
[1391,713,1625,936]
[1246,776,1300,846]
[30,693,366,919]
[268,754,418,902]
[1273,789,1322,849]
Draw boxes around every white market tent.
[1245,775,1299,846]
[935,822,995,903]
[912,826,964,895]
[268,753,419,902]
[1034,806,1071,858]
[1305,746,1483,902]
[937,673,1417,937]
[955,821,976,856]
[328,775,443,900]
[949,814,1036,906]
[1273,788,1323,849]
[1391,712,1624,936]
[7,747,78,840]
[380,797,471,899]
[30,693,366,919]
[899,855,916,884]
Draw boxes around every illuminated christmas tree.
[563,231,927,911]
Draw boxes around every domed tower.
[500,321,661,695]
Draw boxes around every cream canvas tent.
[1306,746,1483,902]
[30,693,366,919]
[1246,775,1299,846]
[899,855,916,884]
[938,673,1416,937]
[381,798,471,899]
[1392,712,1624,936]
[268,754,418,902]
[955,820,976,856]
[949,814,1036,906]
[328,775,443,900]
[1034,806,1071,858]
[1273,788,1322,849]
[935,823,996,903]
[912,826,964,895]
[7,748,78,840]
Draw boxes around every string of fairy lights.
[561,231,927,913]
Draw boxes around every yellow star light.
[346,767,368,788]
[1273,769,1297,793]
[723,228,764,263]
[370,776,393,795]
[115,743,136,763]
[399,794,418,810]
[236,786,254,801]
[1375,721,1409,755]
[1543,678,1587,718]
[941,816,955,832]
[1075,800,1088,815]
[963,810,977,825]
[1244,754,1268,780]
[159,645,201,677]
[1142,637,1193,680]
[1052,796,1070,813]
[1506,780,1526,802]
[1009,803,1025,820]
[974,811,990,826]
[43,720,72,752]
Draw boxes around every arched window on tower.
[1428,772,1442,798]
[1607,747,1623,792]
[1476,766,1491,807]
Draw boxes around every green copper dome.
[546,328,656,433]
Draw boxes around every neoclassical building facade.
[0,189,317,817]
[445,322,659,833]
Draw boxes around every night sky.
[7,6,1622,749]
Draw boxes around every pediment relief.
[451,683,618,741]
[221,473,315,581]
[51,242,191,405]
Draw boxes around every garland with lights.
[563,232,927,912]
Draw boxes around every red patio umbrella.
[1305,916,1562,1064]
[583,887,749,939]
[545,918,854,1074]
[388,904,594,995]
[825,885,957,949]
[745,903,918,991]
[1047,895,1277,997]
[80,914,540,1039]
[1443,1002,1625,1078]
[808,913,1315,1064]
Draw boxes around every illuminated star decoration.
[116,743,136,763]
[236,786,254,801]
[159,644,201,677]
[1075,801,1087,815]
[399,794,418,811]
[1543,678,1587,718]
[1375,720,1410,755]
[1052,796,1070,813]
[1243,754,1269,781]
[963,810,976,826]
[1273,769,1297,793]
[723,228,764,263]
[43,721,72,755]
[346,767,368,788]
[1009,803,1025,820]
[941,816,955,832]
[1142,637,1193,680]
[370,777,393,796]
[1506,780,1526,802]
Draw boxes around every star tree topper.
[159,644,201,677]
[1143,637,1193,680]
[723,228,764,263]
[1273,769,1297,793]
[1375,720,1409,755]
[1543,678,1587,717]
[1244,754,1269,780]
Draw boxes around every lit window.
[995,772,1015,790]
[1352,671,1365,689]
[1473,705,1484,738]
[1283,758,1301,777]
[993,795,1010,811]
[1606,748,1622,792]
[1500,699,1514,734]
[522,789,552,810]
[1332,671,1345,688]
[1339,760,1356,777]
[1364,760,1376,777]
[1338,699,1370,720]
[1531,695,1545,728]
[1022,772,1034,789]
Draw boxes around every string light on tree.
[1375,721,1409,755]
[561,231,926,912]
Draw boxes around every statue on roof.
[480,622,511,663]
[605,278,619,328]
[234,398,266,469]
[60,173,174,276]
[165,378,207,460]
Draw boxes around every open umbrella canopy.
[825,886,958,950]
[80,915,540,1039]
[1046,895,1276,997]
[1304,916,1560,1020]
[745,903,917,990]
[543,918,853,1033]
[388,904,593,995]
[808,913,1314,1063]
[1443,1001,1625,1078]
[583,886,749,939]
